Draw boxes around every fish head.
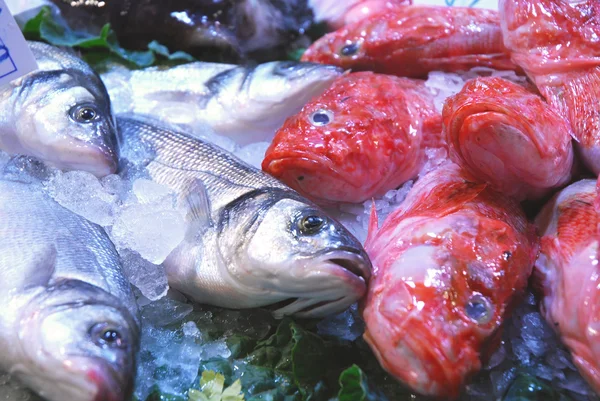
[235,61,343,130]
[301,25,367,69]
[14,280,140,401]
[363,212,532,397]
[9,42,118,177]
[218,189,371,318]
[262,72,423,204]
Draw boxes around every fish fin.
[0,243,57,291]
[184,179,213,238]
[364,199,379,248]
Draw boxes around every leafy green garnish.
[22,6,195,68]
[189,371,245,401]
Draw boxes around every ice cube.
[558,370,595,395]
[45,170,117,227]
[316,304,364,342]
[490,367,517,397]
[183,321,202,339]
[199,340,231,360]
[120,249,169,301]
[140,296,194,328]
[521,312,551,357]
[234,142,271,169]
[484,343,506,370]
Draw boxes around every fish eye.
[297,214,326,235]
[309,109,334,127]
[90,323,125,348]
[502,251,512,260]
[340,41,360,56]
[70,104,100,123]
[465,294,493,324]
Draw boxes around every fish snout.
[87,360,134,401]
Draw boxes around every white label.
[0,0,38,88]
[414,0,498,10]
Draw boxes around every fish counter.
[0,0,599,401]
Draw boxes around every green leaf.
[287,48,306,61]
[338,365,368,401]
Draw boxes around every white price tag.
[0,0,38,88]
[414,0,498,10]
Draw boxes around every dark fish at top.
[0,178,140,401]
[117,114,372,318]
[0,41,119,177]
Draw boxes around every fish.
[102,0,315,62]
[301,5,520,78]
[362,162,538,399]
[499,0,600,174]
[101,61,343,145]
[0,41,118,177]
[262,71,443,205]
[533,179,600,394]
[0,178,140,401]
[116,114,372,318]
[442,76,574,200]
[307,0,410,29]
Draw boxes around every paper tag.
[0,0,38,88]
[414,0,498,10]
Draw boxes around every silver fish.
[0,41,118,177]
[0,178,140,401]
[117,114,371,318]
[101,61,343,145]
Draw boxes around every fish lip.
[315,248,372,282]
[84,358,132,401]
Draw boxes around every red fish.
[534,179,600,394]
[443,76,574,200]
[362,162,538,399]
[301,5,519,79]
[499,0,600,174]
[261,71,443,204]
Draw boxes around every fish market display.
[101,61,343,145]
[117,114,371,318]
[0,41,118,177]
[534,179,600,394]
[0,178,140,401]
[499,0,600,174]
[443,76,574,200]
[301,6,519,78]
[262,71,443,204]
[362,162,538,399]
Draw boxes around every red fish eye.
[465,294,493,324]
[340,41,360,56]
[309,109,334,126]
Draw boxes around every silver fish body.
[0,179,140,401]
[102,61,343,145]
[117,114,371,318]
[0,41,118,177]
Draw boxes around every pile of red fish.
[260,0,600,399]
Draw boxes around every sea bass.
[362,162,538,398]
[0,41,118,176]
[443,76,574,200]
[301,5,519,78]
[262,71,443,204]
[117,114,371,318]
[499,0,600,174]
[534,179,600,394]
[0,179,140,401]
[101,61,343,145]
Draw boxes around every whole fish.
[101,61,343,145]
[0,179,140,401]
[117,114,371,318]
[0,41,118,177]
[443,76,574,200]
[534,179,600,394]
[362,162,538,398]
[262,71,443,205]
[301,5,519,78]
[499,0,600,174]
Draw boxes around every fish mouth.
[266,250,371,318]
[83,358,133,401]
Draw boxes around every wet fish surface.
[0,178,140,401]
[117,114,371,318]
[0,41,119,177]
[101,61,343,145]
[362,162,538,399]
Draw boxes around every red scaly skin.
[534,179,600,394]
[301,5,520,78]
[262,71,443,205]
[362,162,538,399]
[499,0,600,174]
[442,76,574,200]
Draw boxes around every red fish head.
[262,72,426,204]
[363,211,535,398]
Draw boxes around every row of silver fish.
[0,41,371,401]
